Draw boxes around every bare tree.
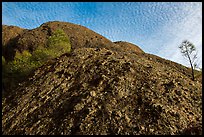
[179,40,198,81]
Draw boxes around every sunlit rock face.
[2,22,202,135]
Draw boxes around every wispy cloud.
[2,2,77,29]
[155,2,202,68]
[2,2,202,68]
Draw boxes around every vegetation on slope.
[2,29,71,93]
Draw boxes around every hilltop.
[3,21,142,61]
[2,21,202,135]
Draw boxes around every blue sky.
[2,2,202,69]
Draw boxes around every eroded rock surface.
[2,48,202,135]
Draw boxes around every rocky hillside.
[2,25,25,47]
[2,22,202,135]
[2,21,131,61]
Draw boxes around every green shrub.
[2,50,33,92]
[3,29,72,93]
[31,29,71,64]
[31,47,51,63]
[47,29,71,55]
[7,50,31,74]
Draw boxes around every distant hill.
[2,21,202,135]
